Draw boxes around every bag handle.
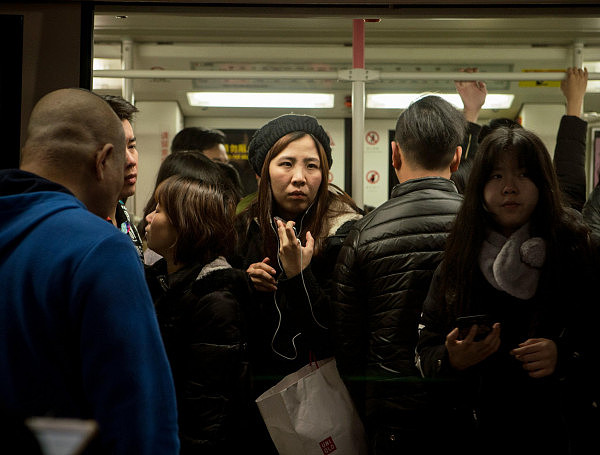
[309,350,319,368]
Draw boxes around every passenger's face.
[106,135,126,215]
[483,151,539,237]
[119,119,138,200]
[268,135,322,220]
[145,203,177,258]
[202,144,228,163]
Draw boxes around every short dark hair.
[171,127,226,154]
[100,94,138,121]
[394,95,466,170]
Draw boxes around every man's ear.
[95,143,114,181]
[391,141,402,171]
[450,145,462,173]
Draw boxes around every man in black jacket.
[331,95,466,454]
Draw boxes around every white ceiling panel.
[93,5,600,121]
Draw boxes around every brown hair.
[155,175,237,266]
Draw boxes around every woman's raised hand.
[276,218,314,278]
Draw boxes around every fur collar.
[478,223,546,300]
[325,198,363,237]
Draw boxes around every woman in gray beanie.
[233,114,363,453]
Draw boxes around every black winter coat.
[331,177,463,432]
[234,208,362,386]
[417,236,600,455]
[145,257,253,455]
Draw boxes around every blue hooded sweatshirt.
[0,169,179,454]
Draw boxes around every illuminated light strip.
[186,92,335,108]
[366,93,514,110]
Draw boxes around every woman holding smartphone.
[234,114,363,453]
[416,125,599,454]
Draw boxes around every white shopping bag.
[256,357,368,455]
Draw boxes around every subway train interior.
[31,3,600,218]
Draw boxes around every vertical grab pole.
[352,19,365,209]
[122,38,136,214]
[573,41,584,69]
[573,40,585,120]
[122,39,134,104]
[573,41,584,116]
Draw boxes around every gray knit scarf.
[478,223,546,300]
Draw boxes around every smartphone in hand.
[456,314,493,341]
[273,216,299,238]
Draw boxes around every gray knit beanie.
[247,114,332,174]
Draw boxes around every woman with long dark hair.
[234,114,363,452]
[416,126,599,454]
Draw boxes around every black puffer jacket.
[146,257,253,455]
[417,237,600,455]
[331,177,463,429]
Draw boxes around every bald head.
[22,88,124,166]
[21,88,126,218]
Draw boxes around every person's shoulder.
[44,204,139,266]
[24,192,122,242]
[190,261,251,323]
[193,257,251,297]
[328,211,363,237]
[353,180,460,233]
[77,210,133,244]
[325,194,363,236]
[342,199,401,243]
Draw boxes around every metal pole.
[121,39,135,214]
[122,39,134,104]
[573,41,584,69]
[573,41,585,117]
[377,71,599,81]
[93,69,600,81]
[94,69,339,80]
[352,19,365,209]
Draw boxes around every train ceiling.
[92,4,600,121]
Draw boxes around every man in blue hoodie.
[0,88,179,454]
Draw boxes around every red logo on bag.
[319,436,337,454]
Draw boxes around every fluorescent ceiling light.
[187,92,334,108]
[367,93,515,110]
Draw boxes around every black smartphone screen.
[456,314,493,341]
